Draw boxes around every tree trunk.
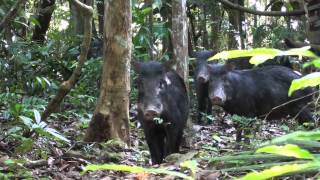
[227,0,240,49]
[201,4,209,49]
[209,1,222,51]
[172,0,188,87]
[146,0,153,59]
[306,0,320,44]
[238,0,245,49]
[32,0,56,43]
[70,0,91,35]
[96,0,104,35]
[84,0,131,143]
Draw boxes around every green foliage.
[238,131,320,179]
[256,144,314,159]
[180,160,199,179]
[288,72,320,96]
[304,58,320,68]
[208,46,317,66]
[261,131,320,145]
[82,164,193,180]
[19,110,70,143]
[238,162,319,180]
[132,0,170,60]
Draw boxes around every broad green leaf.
[237,162,320,180]
[282,46,317,58]
[33,109,41,124]
[180,160,198,172]
[256,144,314,159]
[260,131,320,146]
[249,54,275,65]
[303,58,320,68]
[208,49,250,60]
[141,7,152,15]
[288,72,320,96]
[45,127,70,143]
[246,48,281,57]
[36,77,43,87]
[4,159,15,165]
[208,48,280,61]
[82,164,192,180]
[208,47,318,66]
[19,116,33,128]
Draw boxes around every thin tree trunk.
[32,0,56,43]
[201,4,209,49]
[172,0,188,86]
[209,1,221,51]
[96,0,104,35]
[146,0,153,59]
[238,0,245,49]
[84,0,131,143]
[227,0,243,49]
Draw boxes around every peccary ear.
[131,60,142,73]
[225,63,235,71]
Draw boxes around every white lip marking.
[293,70,302,76]
[213,83,226,102]
[164,76,171,85]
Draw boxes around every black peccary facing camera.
[207,63,314,124]
[133,60,189,164]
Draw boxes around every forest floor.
[1,103,303,180]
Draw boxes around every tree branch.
[0,0,27,32]
[41,0,93,121]
[216,0,320,16]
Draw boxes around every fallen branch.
[24,159,47,168]
[41,0,93,121]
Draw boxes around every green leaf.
[33,109,41,124]
[4,159,15,165]
[82,164,192,180]
[208,47,318,66]
[237,162,320,180]
[288,72,320,96]
[45,127,70,143]
[248,54,276,65]
[256,144,314,159]
[141,7,152,15]
[208,48,280,61]
[19,116,33,128]
[303,58,320,68]
[180,160,198,177]
[260,131,320,146]
[282,46,317,58]
[42,77,51,87]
